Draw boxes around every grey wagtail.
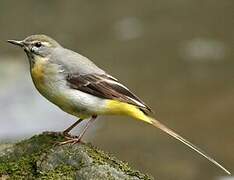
[7,34,230,174]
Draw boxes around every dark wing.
[66,73,152,113]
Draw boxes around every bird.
[7,34,230,175]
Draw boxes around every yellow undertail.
[106,100,231,175]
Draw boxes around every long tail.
[123,104,231,175]
[148,117,230,175]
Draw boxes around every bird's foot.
[59,136,82,145]
[42,131,83,145]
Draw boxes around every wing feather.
[66,73,152,113]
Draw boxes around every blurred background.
[0,0,233,179]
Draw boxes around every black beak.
[7,40,24,47]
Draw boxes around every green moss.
[0,133,65,179]
[0,157,35,179]
[39,165,76,179]
[0,133,153,179]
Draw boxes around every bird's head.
[7,34,61,64]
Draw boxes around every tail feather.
[148,117,231,175]
[129,106,231,175]
[106,100,231,174]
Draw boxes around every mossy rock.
[0,132,154,180]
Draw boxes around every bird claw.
[59,137,82,145]
[42,131,82,145]
[60,131,82,145]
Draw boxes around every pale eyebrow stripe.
[31,41,51,47]
[41,42,51,46]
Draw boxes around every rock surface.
[0,132,153,179]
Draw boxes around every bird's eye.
[34,42,42,48]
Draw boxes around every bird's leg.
[75,115,97,142]
[62,118,83,137]
[59,115,97,145]
[43,118,83,139]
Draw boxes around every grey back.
[50,47,105,75]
